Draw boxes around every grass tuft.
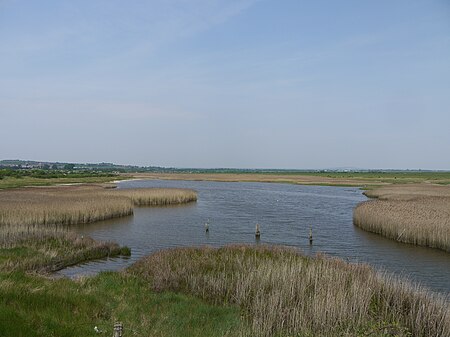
[0,224,127,273]
[130,245,450,337]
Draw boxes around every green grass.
[137,171,450,188]
[0,175,122,189]
[246,171,450,184]
[3,170,450,190]
[0,214,241,336]
[0,271,242,337]
[0,226,130,273]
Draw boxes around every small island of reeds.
[0,184,197,226]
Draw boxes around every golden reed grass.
[363,184,450,201]
[114,187,198,206]
[0,185,197,226]
[130,245,449,337]
[354,184,450,252]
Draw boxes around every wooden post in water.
[113,322,123,337]
[309,227,313,245]
[255,223,261,238]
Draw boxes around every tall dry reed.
[354,198,450,252]
[363,184,450,201]
[0,185,197,226]
[112,188,198,206]
[129,245,450,337]
[355,184,450,252]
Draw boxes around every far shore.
[127,172,387,187]
[126,171,450,187]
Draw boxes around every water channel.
[59,179,450,295]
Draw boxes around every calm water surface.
[60,180,450,295]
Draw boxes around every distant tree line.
[0,168,117,180]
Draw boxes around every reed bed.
[0,224,126,272]
[355,184,450,252]
[113,188,198,206]
[129,245,450,337]
[0,185,197,226]
[354,197,450,252]
[363,184,450,201]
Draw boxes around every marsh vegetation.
[354,184,450,252]
[131,171,450,186]
[0,168,121,189]
[130,245,450,337]
[0,224,129,273]
[2,242,449,336]
[1,178,449,335]
[0,184,233,336]
[0,185,197,226]
[0,271,242,337]
[115,187,198,206]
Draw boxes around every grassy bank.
[0,272,242,337]
[0,224,130,273]
[0,183,238,336]
[0,199,241,337]
[0,185,197,226]
[130,171,450,186]
[130,245,450,337]
[0,175,122,190]
[1,242,449,336]
[354,184,450,252]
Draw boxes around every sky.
[1,0,449,169]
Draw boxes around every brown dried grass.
[0,185,197,226]
[129,245,450,337]
[354,184,450,252]
[363,184,450,201]
[113,188,198,206]
[354,198,450,252]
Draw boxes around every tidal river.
[60,179,450,295]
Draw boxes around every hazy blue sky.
[1,0,449,169]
